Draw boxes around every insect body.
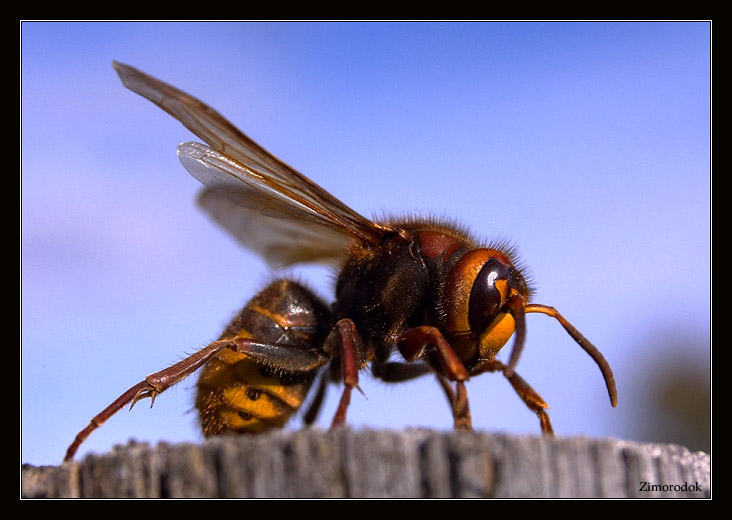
[63,62,617,462]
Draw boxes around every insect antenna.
[525,304,618,407]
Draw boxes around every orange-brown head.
[441,247,531,367]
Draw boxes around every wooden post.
[21,429,710,498]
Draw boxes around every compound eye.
[468,258,510,334]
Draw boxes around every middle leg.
[396,326,472,430]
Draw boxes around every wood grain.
[21,429,711,498]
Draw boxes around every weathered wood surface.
[22,429,710,499]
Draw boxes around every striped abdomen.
[195,280,331,436]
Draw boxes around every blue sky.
[21,21,710,466]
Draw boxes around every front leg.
[470,359,554,435]
[396,326,472,430]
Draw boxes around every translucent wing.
[180,142,364,266]
[197,188,353,266]
[113,61,390,266]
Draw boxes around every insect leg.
[302,365,333,425]
[64,337,329,461]
[64,338,236,461]
[470,359,554,435]
[302,340,423,426]
[322,318,365,428]
[435,374,467,428]
[396,326,472,430]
